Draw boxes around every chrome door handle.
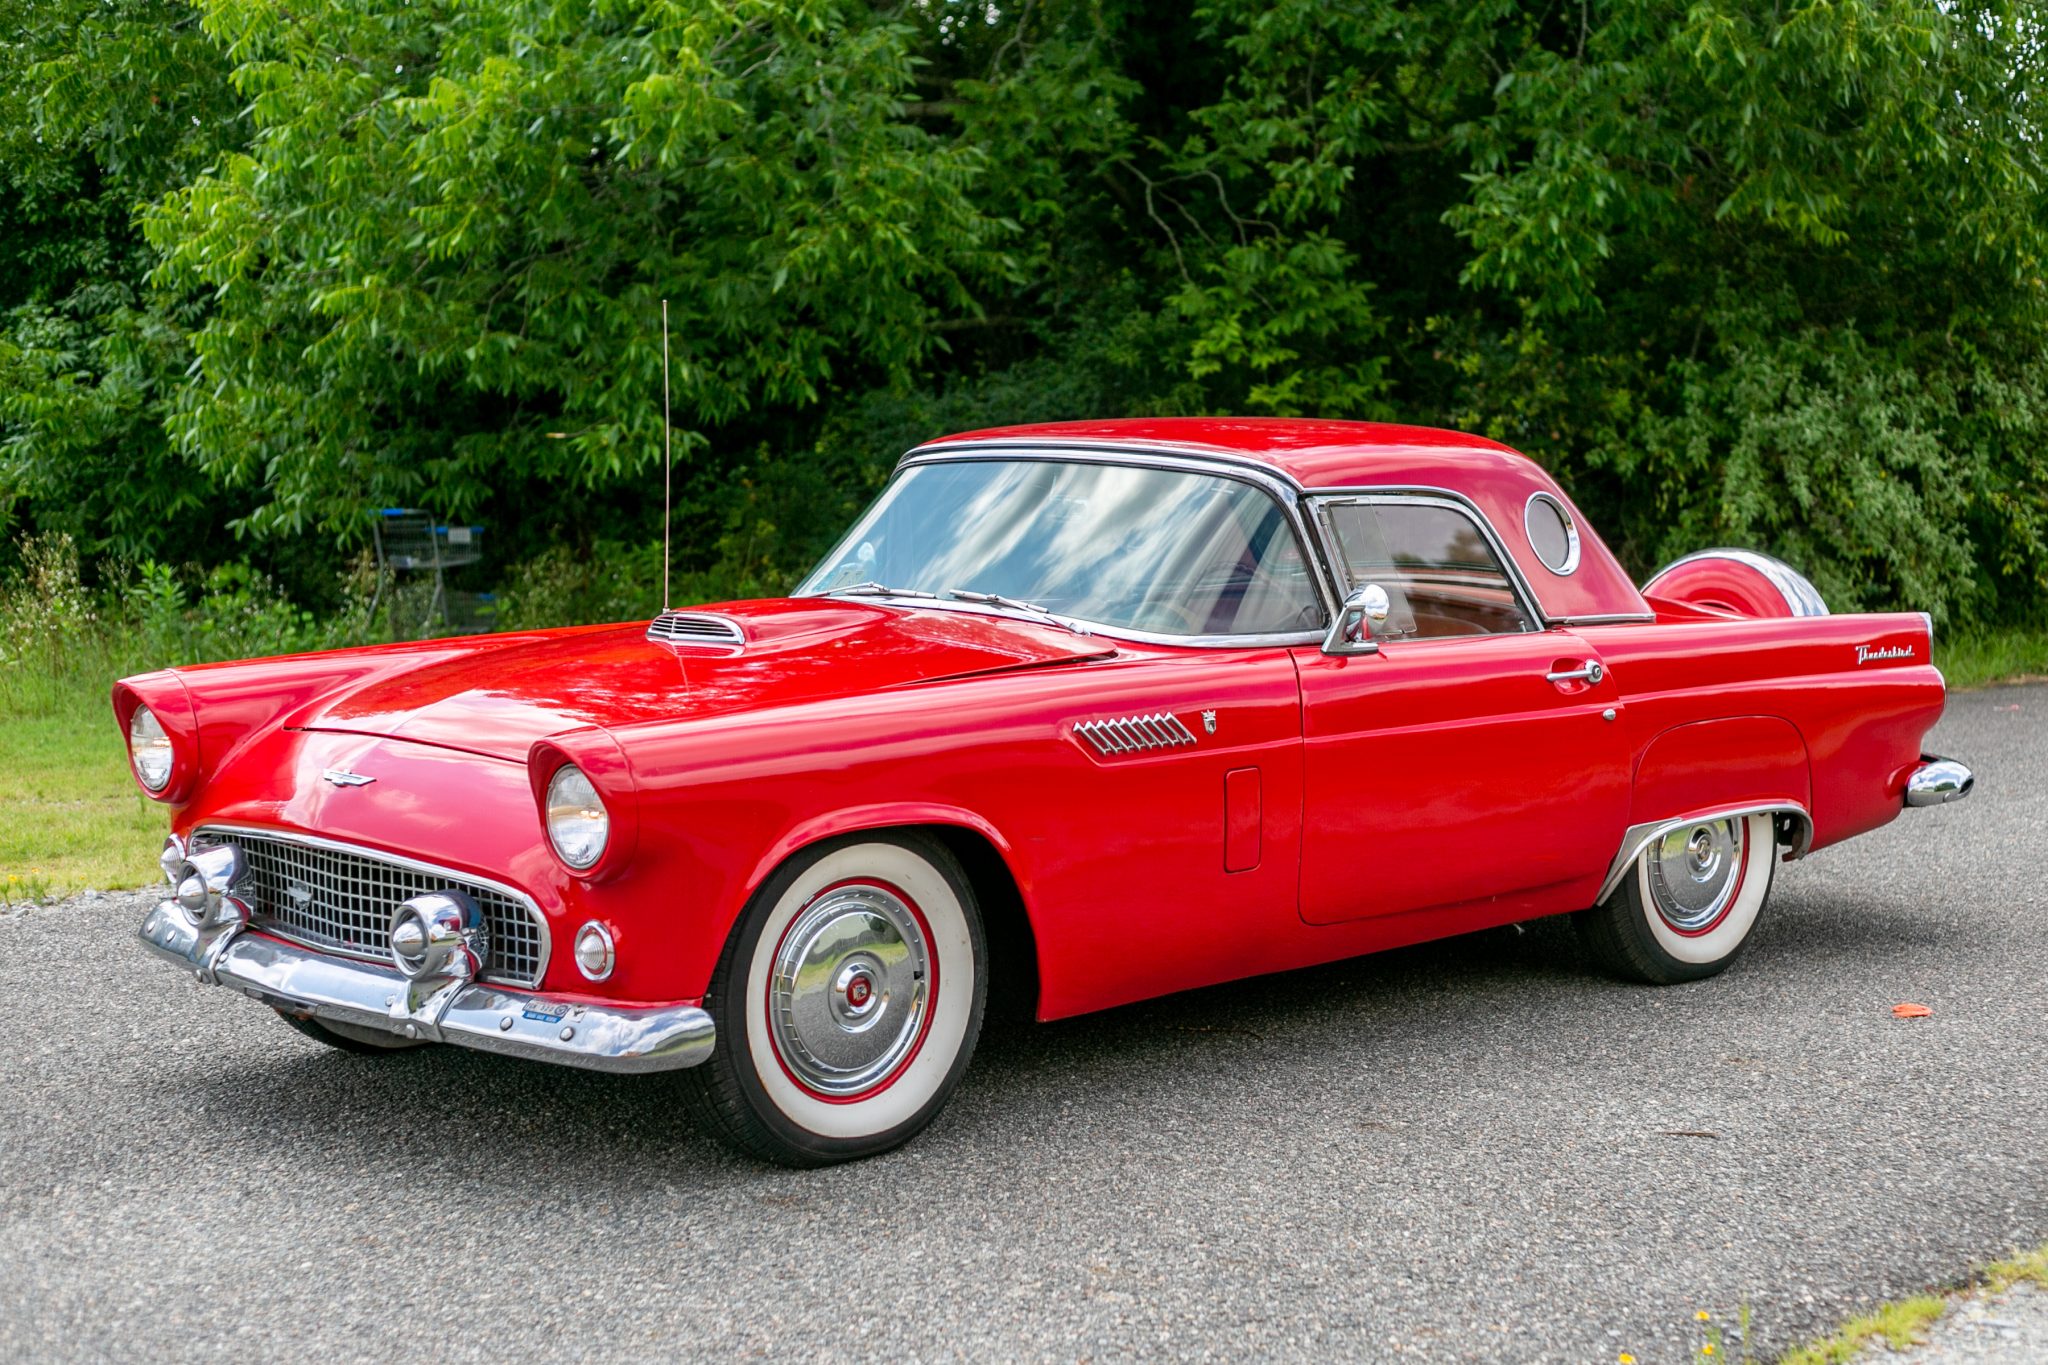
[1545,660,1605,685]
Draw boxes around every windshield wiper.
[946,588,1091,635]
[828,581,939,600]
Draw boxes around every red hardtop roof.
[914,417,1651,622]
[915,417,1529,489]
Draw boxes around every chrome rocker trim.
[1595,802,1814,908]
[1904,755,1974,808]
[137,902,714,1074]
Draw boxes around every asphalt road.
[2,684,2042,1363]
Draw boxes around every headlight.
[129,705,173,791]
[545,765,609,870]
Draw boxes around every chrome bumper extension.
[138,901,714,1074]
[1904,754,1975,808]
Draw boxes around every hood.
[286,598,1116,760]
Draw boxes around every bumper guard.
[1904,754,1975,808]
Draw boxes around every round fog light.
[573,922,615,982]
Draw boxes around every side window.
[1323,500,1534,639]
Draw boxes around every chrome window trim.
[1558,612,1658,626]
[1596,802,1814,907]
[822,444,1339,650]
[193,822,551,986]
[1523,491,1581,576]
[1304,490,1549,641]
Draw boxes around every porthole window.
[1524,492,1580,576]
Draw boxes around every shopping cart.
[367,509,488,637]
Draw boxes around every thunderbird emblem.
[321,768,375,787]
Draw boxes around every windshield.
[797,458,1327,637]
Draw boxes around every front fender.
[742,802,1023,904]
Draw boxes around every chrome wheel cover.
[767,883,931,1097]
[1646,817,1746,932]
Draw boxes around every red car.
[122,418,1973,1165]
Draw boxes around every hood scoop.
[647,610,746,648]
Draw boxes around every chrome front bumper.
[138,901,714,1074]
[1905,754,1975,808]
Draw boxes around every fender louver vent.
[1074,712,1198,757]
[647,611,746,647]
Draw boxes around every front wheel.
[679,833,987,1167]
[1576,812,1777,984]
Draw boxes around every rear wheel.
[1577,812,1777,984]
[273,1009,425,1054]
[680,832,987,1167]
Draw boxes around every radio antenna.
[661,297,672,612]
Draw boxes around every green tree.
[3,0,2043,628]
[0,0,240,559]
[145,0,1011,542]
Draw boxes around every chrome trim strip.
[1596,802,1813,907]
[859,444,1341,649]
[1904,755,1974,808]
[1645,548,1830,618]
[902,435,1322,487]
[1303,490,1550,638]
[194,823,552,988]
[1523,490,1582,576]
[137,904,713,1074]
[1558,613,1659,626]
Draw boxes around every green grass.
[1,708,165,902]
[1937,624,2048,691]
[1776,1294,1951,1364]
[1779,1246,2048,1365]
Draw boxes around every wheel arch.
[737,805,1045,1020]
[1596,803,1812,907]
[1610,714,1816,905]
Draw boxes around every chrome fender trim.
[137,905,714,1074]
[1596,802,1813,908]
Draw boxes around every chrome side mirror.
[1322,584,1390,656]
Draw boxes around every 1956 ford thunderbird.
[121,418,1974,1165]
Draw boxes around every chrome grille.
[1073,712,1198,757]
[199,827,547,987]
[647,611,745,647]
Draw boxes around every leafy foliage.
[3,0,2045,626]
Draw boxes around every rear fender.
[1599,716,1814,907]
[1630,715,1812,844]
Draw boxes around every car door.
[1292,494,1630,926]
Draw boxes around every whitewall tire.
[680,832,987,1166]
[1576,813,1777,984]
